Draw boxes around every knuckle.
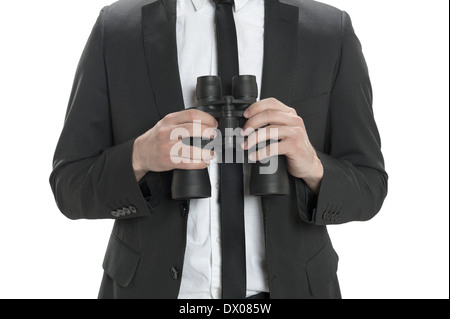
[186,109,195,122]
[288,107,297,115]
[267,97,277,104]
[164,113,176,123]
[154,121,163,132]
[293,116,304,127]
[296,116,304,126]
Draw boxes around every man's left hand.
[241,98,324,194]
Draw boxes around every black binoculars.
[171,75,289,200]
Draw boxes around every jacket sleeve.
[49,7,155,220]
[296,11,388,226]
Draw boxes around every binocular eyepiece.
[196,75,258,105]
[171,75,290,200]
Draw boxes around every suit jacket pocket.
[306,239,339,297]
[102,234,141,288]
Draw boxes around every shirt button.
[215,182,219,189]
[216,237,221,243]
[170,267,179,280]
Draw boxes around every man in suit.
[50,0,388,299]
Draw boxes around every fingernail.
[240,142,246,150]
[243,110,250,118]
[249,153,256,161]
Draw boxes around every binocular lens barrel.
[197,75,258,103]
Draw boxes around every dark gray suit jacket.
[50,0,388,299]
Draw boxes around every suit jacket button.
[129,206,138,214]
[170,267,179,280]
[180,202,189,217]
[118,209,126,217]
[123,207,131,215]
[111,211,120,218]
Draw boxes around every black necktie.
[214,0,246,299]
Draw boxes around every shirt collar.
[191,0,250,12]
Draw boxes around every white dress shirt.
[176,0,268,299]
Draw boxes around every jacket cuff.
[101,139,158,219]
[312,151,351,225]
[296,151,351,225]
[295,178,318,224]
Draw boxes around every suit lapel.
[142,0,299,117]
[142,0,185,118]
[260,0,299,105]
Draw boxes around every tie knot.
[214,0,234,6]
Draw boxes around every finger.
[164,109,218,127]
[176,161,212,170]
[243,98,296,119]
[249,139,306,163]
[170,142,216,162]
[243,126,307,150]
[242,110,304,135]
[170,123,218,140]
[242,126,286,150]
[248,143,281,162]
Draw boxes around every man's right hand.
[132,109,218,181]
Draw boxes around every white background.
[0,0,448,299]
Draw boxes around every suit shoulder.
[108,0,156,12]
[282,0,343,16]
[103,0,157,29]
[282,0,343,27]
[281,0,343,40]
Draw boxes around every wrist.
[302,156,324,195]
[132,137,147,181]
